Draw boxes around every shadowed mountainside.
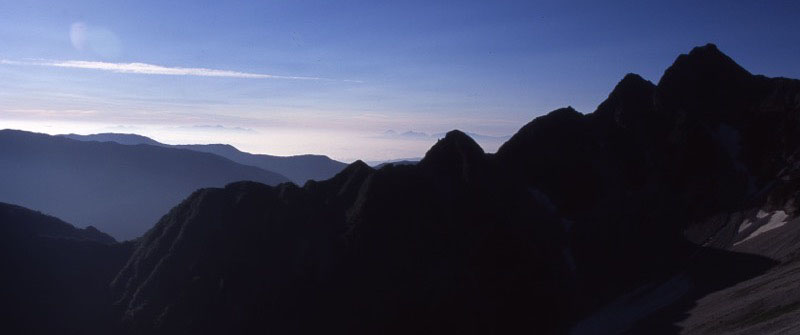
[0,131,289,240]
[110,132,575,334]
[0,202,134,334]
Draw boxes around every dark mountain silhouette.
[0,130,288,240]
[109,132,574,334]
[6,44,800,334]
[62,133,348,185]
[0,202,134,334]
[368,157,421,168]
[62,132,163,146]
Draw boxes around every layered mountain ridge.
[0,130,289,239]
[5,44,800,334]
[61,133,348,185]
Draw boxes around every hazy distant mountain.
[62,133,348,185]
[172,144,347,185]
[0,130,288,239]
[367,157,421,168]
[62,133,162,146]
[8,44,800,334]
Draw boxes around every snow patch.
[735,210,789,245]
[738,219,753,233]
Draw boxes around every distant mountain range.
[0,130,288,239]
[61,133,348,185]
[366,157,421,168]
[5,44,800,334]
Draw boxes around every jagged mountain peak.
[591,73,657,127]
[549,106,581,117]
[341,159,371,173]
[497,106,583,156]
[685,43,738,64]
[656,44,754,110]
[669,43,747,73]
[425,130,484,158]
[415,130,489,183]
[305,159,374,197]
[609,73,655,99]
[318,159,373,188]
[660,43,751,84]
[419,130,486,178]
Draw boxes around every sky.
[1,1,800,162]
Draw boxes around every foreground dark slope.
[62,133,348,185]
[109,44,800,334]
[0,131,288,240]
[0,203,134,334]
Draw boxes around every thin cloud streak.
[0,59,338,81]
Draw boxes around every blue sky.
[1,1,800,161]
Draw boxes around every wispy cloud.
[0,59,329,80]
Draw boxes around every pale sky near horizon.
[2,1,800,161]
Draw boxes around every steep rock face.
[109,162,376,334]
[495,44,800,330]
[0,203,134,334]
[111,182,339,334]
[110,136,573,334]
[341,135,571,334]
